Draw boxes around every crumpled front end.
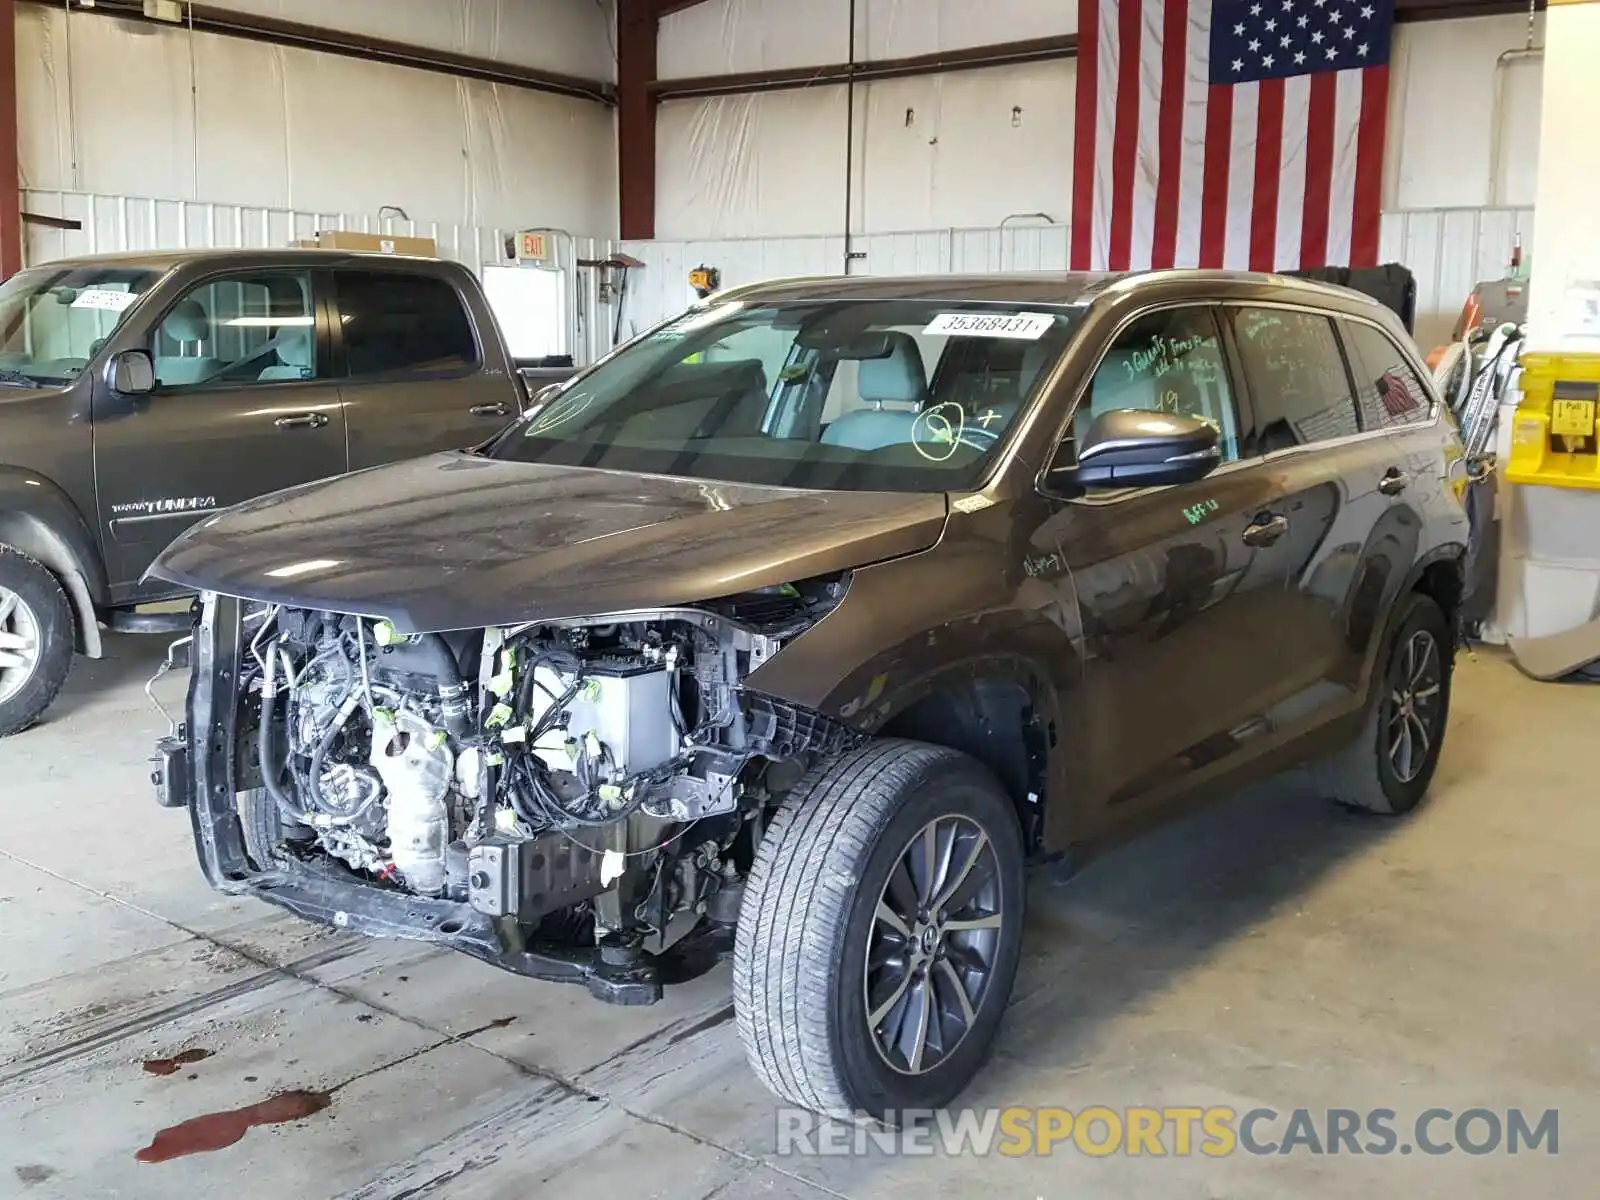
[159,582,862,1003]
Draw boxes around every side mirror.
[107,349,156,396]
[1049,409,1221,490]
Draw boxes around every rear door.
[91,265,347,596]
[331,267,519,469]
[1218,303,1401,740]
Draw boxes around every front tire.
[0,546,75,738]
[1312,592,1453,815]
[734,740,1026,1120]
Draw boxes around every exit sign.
[518,231,555,266]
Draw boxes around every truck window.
[152,270,319,389]
[0,266,158,385]
[334,271,479,379]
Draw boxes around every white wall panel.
[1378,206,1534,349]
[17,3,618,237]
[659,0,1075,79]
[210,0,616,82]
[657,9,1540,243]
[1386,14,1544,211]
[657,60,1072,240]
[622,207,1529,348]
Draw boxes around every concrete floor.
[1,634,1596,1199]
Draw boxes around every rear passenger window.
[1344,320,1433,429]
[335,271,479,378]
[1228,307,1359,454]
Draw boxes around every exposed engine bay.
[220,577,860,996]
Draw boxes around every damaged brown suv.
[150,270,1469,1120]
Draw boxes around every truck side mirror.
[108,349,156,396]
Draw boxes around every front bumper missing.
[174,594,664,1005]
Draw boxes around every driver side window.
[152,270,319,390]
[1078,306,1241,462]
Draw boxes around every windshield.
[487,299,1084,491]
[0,266,160,386]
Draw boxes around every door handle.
[1378,468,1410,496]
[1242,513,1290,547]
[470,402,511,418]
[274,412,328,430]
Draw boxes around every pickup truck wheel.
[734,740,1026,1120]
[0,546,74,738]
[1310,592,1453,815]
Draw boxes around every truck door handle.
[470,402,511,418]
[274,412,328,430]
[1242,513,1290,547]
[1378,468,1410,496]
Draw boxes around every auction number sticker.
[923,311,1055,340]
[71,288,140,312]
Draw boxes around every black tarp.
[1285,263,1418,334]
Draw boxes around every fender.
[747,558,1085,851]
[0,468,109,658]
[1402,541,1467,597]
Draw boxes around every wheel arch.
[0,470,108,658]
[841,652,1065,853]
[1408,543,1467,635]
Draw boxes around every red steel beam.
[618,0,659,240]
[0,0,18,278]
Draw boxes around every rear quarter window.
[1343,319,1434,430]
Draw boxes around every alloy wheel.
[1385,629,1443,784]
[864,814,1005,1076]
[0,586,43,705]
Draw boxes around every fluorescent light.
[226,316,315,327]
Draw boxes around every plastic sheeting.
[17,2,618,235]
[653,7,1543,244]
[1385,14,1544,210]
[657,60,1073,240]
[658,0,1073,80]
[215,0,617,82]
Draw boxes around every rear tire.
[1311,592,1452,815]
[734,740,1026,1120]
[0,546,75,738]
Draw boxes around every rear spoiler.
[1284,263,1418,335]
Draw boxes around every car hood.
[148,453,950,632]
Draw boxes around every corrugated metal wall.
[1377,207,1534,347]
[19,189,616,365]
[619,207,1534,348]
[23,190,1528,364]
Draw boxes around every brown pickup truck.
[0,247,574,735]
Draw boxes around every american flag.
[1069,0,1395,273]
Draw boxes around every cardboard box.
[297,231,438,257]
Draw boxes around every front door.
[330,267,518,470]
[1049,304,1304,829]
[91,266,348,597]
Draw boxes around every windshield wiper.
[0,368,44,389]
